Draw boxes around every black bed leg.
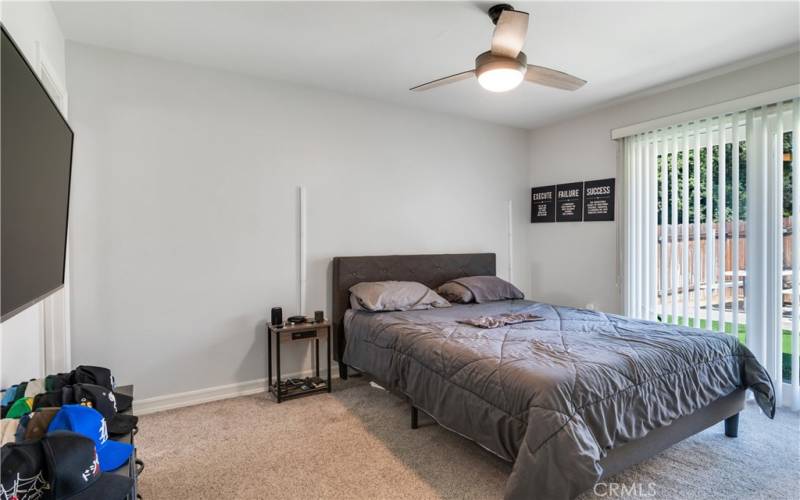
[724,413,739,438]
[411,406,419,429]
[338,362,348,380]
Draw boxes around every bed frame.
[331,253,497,379]
[331,253,744,483]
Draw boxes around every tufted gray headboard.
[331,253,496,376]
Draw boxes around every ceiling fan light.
[474,51,527,93]
[477,68,524,92]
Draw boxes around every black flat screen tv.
[1,25,74,321]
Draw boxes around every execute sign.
[530,185,556,223]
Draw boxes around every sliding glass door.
[622,97,798,408]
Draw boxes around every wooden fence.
[657,217,793,307]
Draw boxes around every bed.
[331,253,775,500]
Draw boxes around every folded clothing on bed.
[458,312,543,328]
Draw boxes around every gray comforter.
[343,300,775,500]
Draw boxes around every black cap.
[2,432,132,499]
[45,373,72,392]
[112,392,133,413]
[70,366,132,413]
[70,366,114,391]
[33,390,66,411]
[71,384,138,436]
[1,440,50,499]
[42,431,133,499]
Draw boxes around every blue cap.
[1,386,18,406]
[48,405,133,472]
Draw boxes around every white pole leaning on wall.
[298,186,307,315]
[507,200,513,283]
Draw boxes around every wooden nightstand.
[266,320,331,403]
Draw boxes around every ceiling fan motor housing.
[475,51,527,78]
[488,4,515,25]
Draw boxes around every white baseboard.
[134,366,340,415]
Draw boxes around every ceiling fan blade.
[490,9,529,58]
[525,65,587,91]
[409,70,475,92]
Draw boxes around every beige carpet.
[136,378,799,499]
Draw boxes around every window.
[621,96,798,409]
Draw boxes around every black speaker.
[314,310,324,323]
[271,307,283,327]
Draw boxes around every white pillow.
[349,281,450,312]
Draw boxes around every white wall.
[527,51,800,314]
[65,43,531,400]
[0,1,67,386]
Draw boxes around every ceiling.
[53,1,800,129]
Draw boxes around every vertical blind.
[622,97,799,409]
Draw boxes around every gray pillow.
[436,281,475,304]
[446,276,524,304]
[349,281,451,312]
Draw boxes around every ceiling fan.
[410,4,587,94]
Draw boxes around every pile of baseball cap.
[0,366,138,499]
